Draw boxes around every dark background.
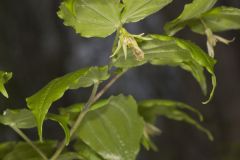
[0,0,240,160]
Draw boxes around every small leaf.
[139,99,213,141]
[164,0,217,35]
[121,0,172,23]
[2,141,57,160]
[26,66,110,141]
[113,35,216,101]
[0,71,12,98]
[77,95,144,160]
[47,113,70,145]
[0,109,36,129]
[189,6,240,34]
[58,0,122,38]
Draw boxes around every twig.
[50,83,99,160]
[11,126,48,160]
[50,70,126,160]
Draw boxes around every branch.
[50,70,126,160]
[11,126,48,160]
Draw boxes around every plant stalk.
[50,83,99,160]
[50,70,126,160]
[11,126,48,160]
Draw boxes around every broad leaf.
[0,71,12,98]
[189,6,240,34]
[121,0,172,23]
[58,0,122,38]
[26,66,110,141]
[112,35,216,103]
[164,0,217,35]
[74,141,104,160]
[139,99,213,141]
[0,109,36,129]
[2,141,56,160]
[47,113,70,145]
[77,95,144,160]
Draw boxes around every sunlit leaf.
[0,71,12,98]
[77,95,144,160]
[121,0,172,23]
[112,35,216,102]
[164,0,217,35]
[0,109,36,129]
[26,66,110,141]
[139,99,213,141]
[189,6,240,34]
[58,0,122,38]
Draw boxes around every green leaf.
[74,141,104,160]
[139,99,213,141]
[0,109,36,129]
[189,6,240,34]
[139,99,203,122]
[0,108,71,145]
[164,0,217,35]
[26,66,110,141]
[59,99,110,125]
[175,38,216,104]
[58,152,83,160]
[112,35,216,102]
[0,71,12,98]
[2,141,56,160]
[58,0,122,38]
[77,95,144,160]
[0,142,16,159]
[121,0,172,23]
[47,113,70,145]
